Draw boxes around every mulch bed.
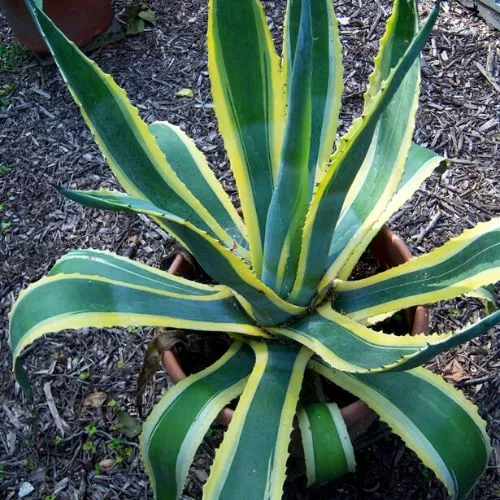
[0,0,499,498]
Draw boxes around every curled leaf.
[135,329,184,416]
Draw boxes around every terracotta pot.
[0,0,113,53]
[370,226,429,335]
[162,226,429,437]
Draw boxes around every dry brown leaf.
[443,358,470,383]
[83,391,107,408]
[135,329,184,416]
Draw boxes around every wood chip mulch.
[0,1,498,499]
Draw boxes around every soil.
[0,0,499,499]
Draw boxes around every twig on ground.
[474,61,500,93]
[456,374,497,387]
[43,382,67,436]
[412,210,442,244]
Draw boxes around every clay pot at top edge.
[162,225,429,439]
[0,0,113,53]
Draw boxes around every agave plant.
[9,0,500,498]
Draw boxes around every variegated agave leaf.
[9,1,499,499]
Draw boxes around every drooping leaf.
[61,189,305,325]
[203,342,312,499]
[136,329,184,415]
[297,402,355,486]
[141,342,254,500]
[312,362,491,499]
[24,0,236,249]
[9,249,264,397]
[335,218,500,321]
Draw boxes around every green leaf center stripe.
[204,343,312,499]
[283,0,344,184]
[325,61,421,282]
[27,2,234,247]
[262,0,313,297]
[9,274,264,362]
[312,362,491,499]
[335,220,500,319]
[140,342,255,500]
[208,0,285,274]
[149,122,248,249]
[49,250,225,296]
[297,403,355,486]
[271,305,453,373]
[289,2,441,305]
[61,189,305,325]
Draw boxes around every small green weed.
[84,423,97,437]
[109,437,122,450]
[127,326,138,335]
[0,164,9,176]
[0,83,16,108]
[0,43,30,71]
[83,439,97,454]
[53,436,64,446]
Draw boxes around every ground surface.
[0,0,499,498]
